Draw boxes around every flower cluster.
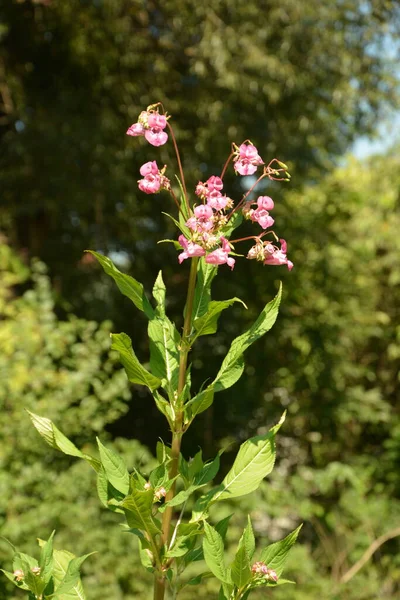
[138,161,171,194]
[126,104,294,272]
[251,561,278,582]
[127,106,169,147]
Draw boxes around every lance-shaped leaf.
[215,413,285,501]
[148,316,180,396]
[87,251,154,318]
[192,298,247,339]
[122,488,162,537]
[152,271,166,316]
[192,260,217,321]
[52,553,94,598]
[111,332,161,391]
[39,531,55,585]
[259,525,302,577]
[165,453,220,509]
[28,411,100,471]
[241,516,256,561]
[37,542,88,600]
[96,438,130,495]
[230,542,251,589]
[96,466,125,512]
[213,285,282,392]
[184,385,215,424]
[0,569,29,591]
[202,522,231,584]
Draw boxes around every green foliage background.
[1,1,400,598]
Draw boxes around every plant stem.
[153,257,199,600]
[167,122,190,215]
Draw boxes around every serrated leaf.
[111,332,161,391]
[96,438,129,495]
[137,537,154,572]
[259,525,302,577]
[194,453,221,486]
[215,514,233,541]
[48,547,87,600]
[165,535,193,558]
[1,569,30,591]
[213,285,282,392]
[122,489,162,536]
[39,531,55,584]
[202,522,230,584]
[213,414,285,502]
[153,391,174,426]
[52,553,94,598]
[87,251,154,318]
[152,271,166,317]
[184,385,215,423]
[28,412,100,471]
[147,316,180,396]
[193,298,246,339]
[242,516,255,560]
[230,542,251,589]
[192,260,217,321]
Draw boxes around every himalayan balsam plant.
[2,103,301,600]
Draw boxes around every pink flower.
[144,128,168,147]
[140,161,159,176]
[266,569,278,583]
[194,204,213,220]
[251,561,269,575]
[126,123,145,137]
[147,113,167,130]
[207,175,224,192]
[264,238,293,270]
[195,181,208,199]
[205,237,235,269]
[138,173,161,194]
[256,196,274,210]
[178,235,206,263]
[207,191,229,211]
[251,208,275,230]
[234,142,264,175]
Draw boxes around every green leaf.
[230,542,251,589]
[242,516,256,560]
[193,298,246,339]
[214,413,285,501]
[52,553,94,598]
[122,488,162,537]
[1,569,29,591]
[192,260,217,321]
[96,438,130,495]
[147,316,180,396]
[153,391,174,426]
[184,385,215,423]
[215,514,233,541]
[165,535,193,558]
[221,211,243,237]
[152,271,166,317]
[193,453,221,486]
[162,211,190,237]
[39,530,55,584]
[27,411,100,471]
[47,547,87,600]
[213,285,282,392]
[111,332,161,391]
[137,537,154,572]
[259,525,302,577]
[87,251,154,318]
[202,522,230,584]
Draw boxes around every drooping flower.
[186,204,214,233]
[206,175,224,192]
[139,161,159,176]
[207,191,230,211]
[256,195,274,211]
[205,236,235,269]
[126,107,169,147]
[263,238,293,270]
[138,173,161,194]
[178,235,206,263]
[234,142,264,175]
[250,208,274,230]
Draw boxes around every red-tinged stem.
[227,172,267,221]
[220,151,235,180]
[167,122,190,215]
[153,257,199,600]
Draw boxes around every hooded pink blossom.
[205,237,235,269]
[207,175,224,192]
[140,161,159,176]
[256,196,274,210]
[264,238,293,270]
[178,235,206,263]
[234,142,264,175]
[144,128,168,147]
[138,173,161,194]
[207,191,229,211]
[147,113,167,130]
[251,208,275,230]
[126,123,145,137]
[186,204,214,232]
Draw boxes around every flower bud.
[31,566,41,576]
[13,569,24,582]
